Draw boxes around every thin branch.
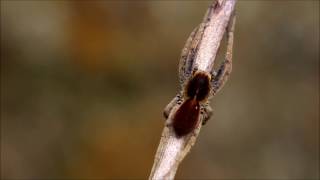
[149,0,237,179]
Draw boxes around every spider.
[163,12,235,138]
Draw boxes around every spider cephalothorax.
[185,71,211,102]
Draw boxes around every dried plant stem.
[149,0,237,179]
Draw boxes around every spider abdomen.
[172,98,200,137]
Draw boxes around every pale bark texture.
[149,0,237,179]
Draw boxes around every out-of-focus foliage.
[1,1,319,179]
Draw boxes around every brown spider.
[163,11,236,138]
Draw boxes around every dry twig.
[149,0,237,179]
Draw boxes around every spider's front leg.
[211,13,236,94]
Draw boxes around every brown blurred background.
[1,1,319,179]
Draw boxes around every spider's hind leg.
[201,103,213,125]
[163,93,183,120]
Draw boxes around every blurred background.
[1,1,319,179]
